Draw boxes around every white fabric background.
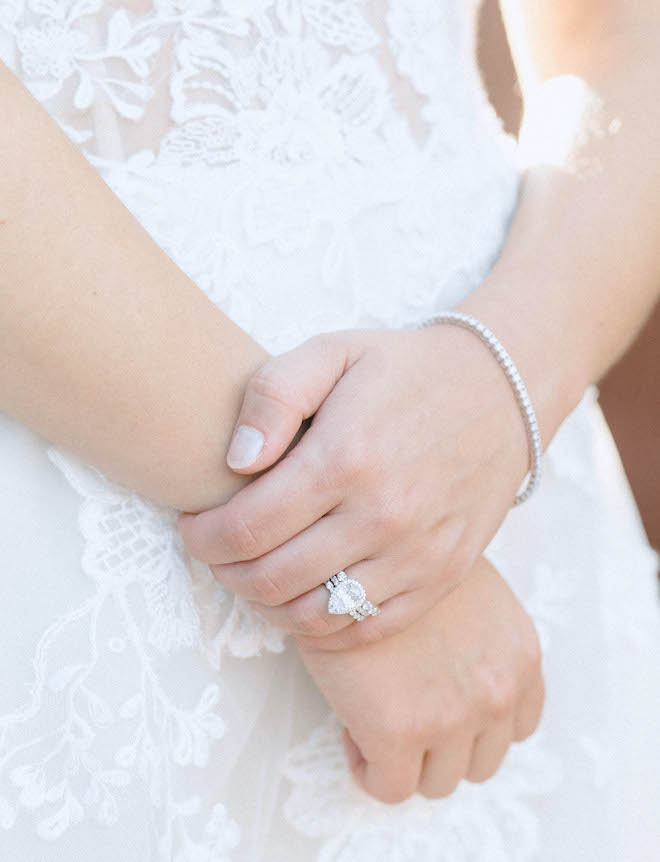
[0,2,659,859]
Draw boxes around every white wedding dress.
[1,2,659,860]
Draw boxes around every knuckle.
[251,569,284,606]
[520,620,543,674]
[346,612,390,648]
[378,712,419,746]
[517,682,545,742]
[358,618,388,646]
[291,603,332,637]
[247,365,294,411]
[515,717,537,744]
[435,704,468,738]
[441,545,472,590]
[371,492,408,537]
[479,668,517,720]
[470,749,510,784]
[223,515,260,560]
[433,517,471,589]
[299,445,335,494]
[326,439,370,487]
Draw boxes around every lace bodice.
[2,0,486,153]
[4,4,658,862]
[0,0,519,353]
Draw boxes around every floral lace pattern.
[1,1,659,860]
[1,0,518,355]
[0,447,283,857]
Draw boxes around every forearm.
[459,13,660,445]
[0,64,266,512]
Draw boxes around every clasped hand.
[177,326,544,802]
[178,326,530,650]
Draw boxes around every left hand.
[178,324,532,649]
[296,555,545,803]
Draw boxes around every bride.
[0,1,659,859]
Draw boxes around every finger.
[418,734,474,799]
[513,674,545,741]
[251,582,378,637]
[350,736,424,805]
[178,430,342,564]
[247,553,395,635]
[246,547,428,642]
[226,334,350,474]
[209,510,369,606]
[466,718,514,783]
[277,585,429,649]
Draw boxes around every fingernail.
[227,425,264,469]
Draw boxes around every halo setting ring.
[324,571,381,622]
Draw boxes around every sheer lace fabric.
[0,2,659,860]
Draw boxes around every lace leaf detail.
[0,444,283,853]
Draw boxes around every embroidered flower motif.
[0,447,282,851]
[15,3,160,117]
[171,30,387,164]
[18,19,88,79]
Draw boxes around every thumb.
[226,334,350,474]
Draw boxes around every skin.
[297,556,544,803]
[180,325,533,650]
[0,61,265,513]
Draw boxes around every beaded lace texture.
[1,2,660,860]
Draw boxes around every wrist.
[453,278,589,448]
[417,311,543,504]
[414,320,531,496]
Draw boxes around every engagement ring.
[325,571,381,622]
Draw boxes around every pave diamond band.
[418,311,543,506]
[325,571,381,622]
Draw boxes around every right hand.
[178,325,534,650]
[295,556,544,803]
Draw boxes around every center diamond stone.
[328,578,366,615]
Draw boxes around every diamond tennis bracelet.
[418,311,543,506]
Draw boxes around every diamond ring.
[325,571,381,622]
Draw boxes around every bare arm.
[460,0,660,441]
[0,63,267,512]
